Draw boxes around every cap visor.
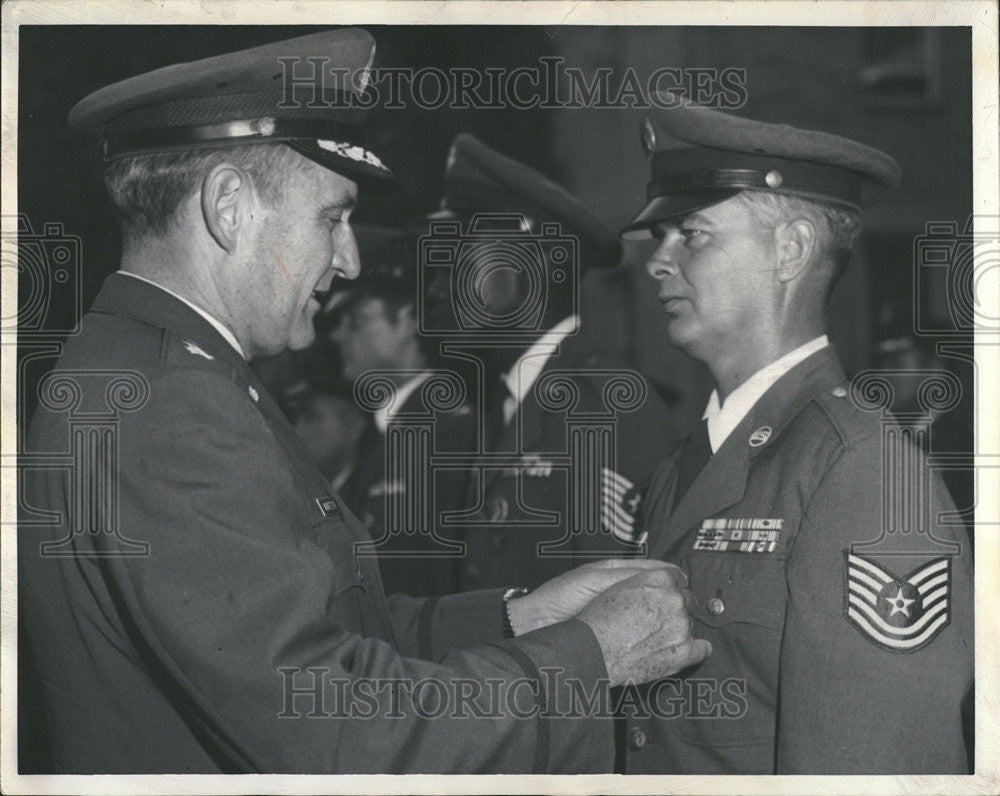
[619,190,741,240]
[288,140,399,194]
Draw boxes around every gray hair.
[103,143,309,237]
[736,190,862,255]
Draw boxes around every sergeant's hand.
[506,559,671,636]
[577,567,711,687]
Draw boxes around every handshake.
[506,560,711,686]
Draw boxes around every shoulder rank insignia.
[601,467,643,543]
[182,340,214,360]
[844,552,951,653]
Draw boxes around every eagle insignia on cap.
[844,553,952,653]
[182,340,213,360]
[317,140,389,172]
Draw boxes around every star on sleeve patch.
[601,467,643,543]
[844,552,952,653]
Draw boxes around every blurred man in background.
[419,134,682,592]
[323,225,475,596]
[283,376,365,492]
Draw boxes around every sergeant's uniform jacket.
[342,373,476,597]
[18,273,613,774]
[623,346,973,774]
[459,326,680,591]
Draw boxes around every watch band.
[501,587,529,638]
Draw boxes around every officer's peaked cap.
[430,133,622,270]
[68,29,397,192]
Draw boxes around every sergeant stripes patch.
[600,467,644,544]
[844,552,951,653]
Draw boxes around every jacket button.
[832,386,847,398]
[628,727,647,751]
[355,563,366,583]
[707,597,725,615]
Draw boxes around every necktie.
[672,418,712,511]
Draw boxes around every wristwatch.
[501,587,529,638]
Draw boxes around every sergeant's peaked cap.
[431,133,622,269]
[621,91,902,239]
[68,29,398,192]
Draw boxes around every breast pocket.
[686,553,788,631]
[666,553,788,749]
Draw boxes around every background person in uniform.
[420,134,682,593]
[16,32,711,774]
[616,95,973,774]
[323,225,475,597]
[282,375,365,492]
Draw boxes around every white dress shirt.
[120,271,246,359]
[703,335,829,453]
[373,371,433,433]
[501,315,580,424]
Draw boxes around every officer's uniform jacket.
[342,374,476,597]
[623,346,973,774]
[459,326,680,591]
[18,273,613,774]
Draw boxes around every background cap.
[621,91,902,239]
[423,133,622,270]
[68,29,398,192]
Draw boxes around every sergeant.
[323,225,474,597]
[17,32,709,774]
[618,95,973,773]
[421,134,682,592]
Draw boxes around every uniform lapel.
[651,418,750,559]
[649,347,847,560]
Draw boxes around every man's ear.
[201,163,253,253]
[774,217,817,283]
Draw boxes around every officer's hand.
[506,559,671,635]
[577,567,711,687]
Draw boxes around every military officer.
[421,134,683,592]
[617,95,973,773]
[16,32,710,774]
[324,225,475,597]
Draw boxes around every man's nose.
[332,223,361,281]
[645,236,681,281]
